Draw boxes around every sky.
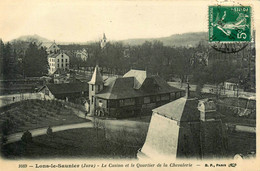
[0,0,248,42]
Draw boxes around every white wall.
[140,113,179,159]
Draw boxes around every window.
[144,97,150,104]
[161,94,170,101]
[92,85,94,91]
[66,59,68,62]
[124,98,135,106]
[61,54,63,57]
[170,93,176,99]
[57,59,59,62]
[119,100,124,106]
[45,89,49,96]
[61,64,63,67]
[98,85,100,91]
[62,59,63,62]
[151,96,156,103]
[98,100,103,107]
[156,96,161,102]
[92,96,94,104]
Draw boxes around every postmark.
[209,5,251,42]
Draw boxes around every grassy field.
[1,128,141,159]
[0,99,88,136]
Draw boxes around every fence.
[0,93,42,107]
[167,82,255,98]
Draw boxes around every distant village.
[0,33,256,159]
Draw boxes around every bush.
[1,135,7,144]
[21,130,33,143]
[1,119,15,135]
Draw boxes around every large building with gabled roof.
[88,65,184,118]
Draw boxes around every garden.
[0,99,88,136]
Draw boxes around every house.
[138,85,227,159]
[48,52,70,74]
[88,65,184,118]
[39,82,88,101]
[75,48,88,61]
[41,41,60,54]
[224,78,239,91]
[53,68,70,84]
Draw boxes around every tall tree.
[2,42,19,79]
[23,42,48,77]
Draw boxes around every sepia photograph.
[0,0,259,170]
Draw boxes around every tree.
[0,39,4,76]
[1,42,20,79]
[23,42,48,77]
[21,130,33,143]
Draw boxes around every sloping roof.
[123,69,147,89]
[41,42,54,48]
[47,52,70,59]
[153,97,200,122]
[48,53,60,58]
[45,82,88,95]
[53,68,68,75]
[58,45,84,51]
[95,75,182,100]
[88,66,104,85]
[225,77,239,83]
[48,42,60,50]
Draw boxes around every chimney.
[197,98,217,122]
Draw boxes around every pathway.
[5,122,93,144]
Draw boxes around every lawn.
[0,99,88,136]
[1,128,141,159]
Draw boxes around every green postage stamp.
[209,6,251,42]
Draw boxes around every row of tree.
[73,40,254,90]
[0,40,49,79]
[0,38,255,91]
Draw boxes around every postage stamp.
[209,5,251,42]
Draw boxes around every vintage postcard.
[0,0,259,170]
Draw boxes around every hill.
[10,32,208,47]
[11,34,50,43]
[120,32,208,47]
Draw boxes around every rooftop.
[42,82,88,95]
[88,66,104,85]
[153,97,200,122]
[95,74,182,100]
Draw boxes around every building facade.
[48,52,70,74]
[46,41,60,54]
[75,48,88,61]
[88,66,184,118]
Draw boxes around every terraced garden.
[0,99,88,136]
